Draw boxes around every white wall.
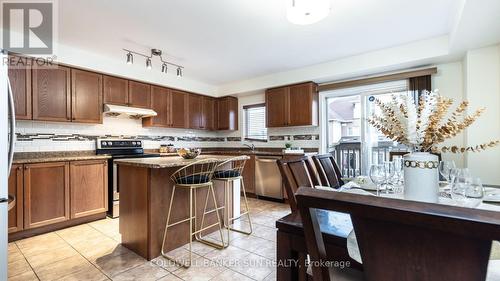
[463,44,500,185]
[432,61,466,167]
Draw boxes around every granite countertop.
[115,155,250,169]
[13,151,111,164]
[158,150,315,157]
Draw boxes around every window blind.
[245,105,267,141]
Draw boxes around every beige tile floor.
[8,197,290,281]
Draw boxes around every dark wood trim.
[9,212,106,242]
[243,103,266,109]
[318,67,438,92]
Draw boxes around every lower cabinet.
[23,162,70,229]
[8,160,108,234]
[70,160,108,218]
[8,165,24,233]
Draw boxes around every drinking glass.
[439,160,456,185]
[464,177,484,208]
[393,157,404,184]
[451,168,472,204]
[383,161,395,193]
[369,164,385,196]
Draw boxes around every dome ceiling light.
[287,0,331,25]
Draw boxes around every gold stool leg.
[161,186,193,268]
[195,183,226,249]
[227,178,253,235]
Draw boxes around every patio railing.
[330,141,407,178]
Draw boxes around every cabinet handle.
[17,166,22,171]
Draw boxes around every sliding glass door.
[324,80,409,177]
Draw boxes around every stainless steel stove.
[96,139,160,218]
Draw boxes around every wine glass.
[464,177,484,208]
[439,161,456,185]
[383,161,395,193]
[369,164,385,196]
[393,158,405,194]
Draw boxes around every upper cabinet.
[71,69,102,124]
[170,90,188,129]
[143,86,171,127]
[201,96,216,130]
[103,75,129,106]
[266,82,318,127]
[128,81,151,108]
[32,65,72,122]
[188,94,203,129]
[216,96,238,131]
[8,55,32,120]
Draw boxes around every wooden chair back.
[277,157,319,212]
[312,153,344,188]
[295,187,500,281]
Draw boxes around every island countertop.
[114,154,249,169]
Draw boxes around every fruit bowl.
[177,148,201,159]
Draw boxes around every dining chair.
[277,156,319,212]
[312,153,344,188]
[295,187,500,281]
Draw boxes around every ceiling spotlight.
[161,63,168,73]
[287,0,331,25]
[177,67,182,77]
[146,57,152,70]
[126,52,133,64]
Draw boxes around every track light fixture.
[126,52,133,64]
[123,48,184,77]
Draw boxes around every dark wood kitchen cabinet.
[202,96,216,130]
[266,82,318,127]
[103,75,129,106]
[265,87,288,127]
[23,162,70,229]
[188,94,203,129]
[71,69,103,124]
[8,164,24,233]
[143,86,171,127]
[8,55,32,120]
[32,65,72,122]
[216,96,238,130]
[170,90,188,128]
[70,160,108,219]
[128,81,151,108]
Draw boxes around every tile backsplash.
[15,115,320,152]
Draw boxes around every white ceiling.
[58,0,462,86]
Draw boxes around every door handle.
[7,76,16,175]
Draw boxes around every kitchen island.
[115,155,248,260]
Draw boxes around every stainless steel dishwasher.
[255,156,283,199]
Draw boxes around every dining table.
[276,183,500,281]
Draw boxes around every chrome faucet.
[243,143,256,151]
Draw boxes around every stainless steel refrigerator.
[1,49,16,280]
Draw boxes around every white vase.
[403,152,439,203]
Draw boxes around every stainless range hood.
[103,104,157,119]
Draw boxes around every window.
[244,104,267,141]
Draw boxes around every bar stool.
[211,156,253,246]
[161,158,226,268]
